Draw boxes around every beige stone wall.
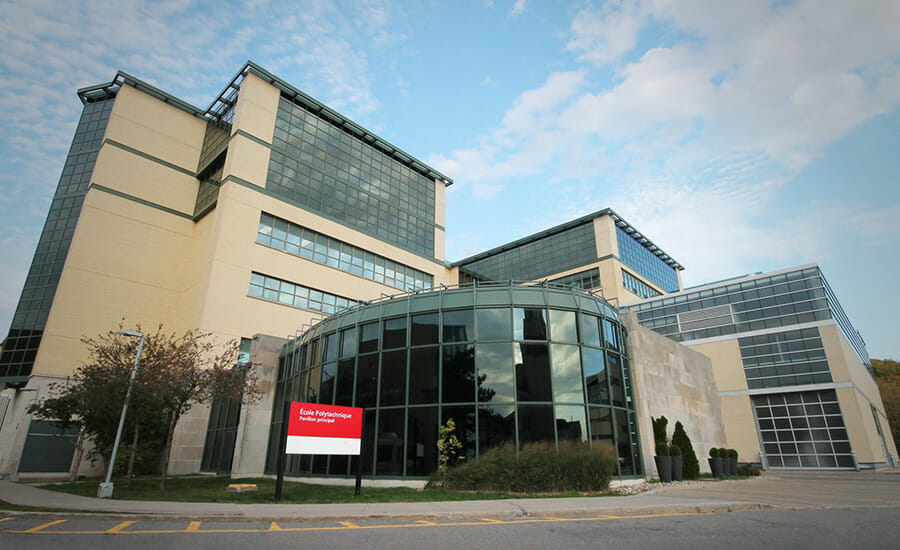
[231,334,285,476]
[622,311,727,476]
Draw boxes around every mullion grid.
[753,390,852,469]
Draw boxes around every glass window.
[335,359,355,406]
[409,347,439,405]
[514,308,547,340]
[556,405,588,442]
[580,314,602,347]
[476,343,515,403]
[602,319,619,350]
[582,347,609,405]
[382,317,407,350]
[477,308,511,341]
[551,344,584,403]
[340,328,357,359]
[442,344,475,403]
[355,355,379,408]
[443,309,474,343]
[319,362,336,404]
[477,404,515,453]
[608,353,625,407]
[443,406,476,462]
[407,407,438,476]
[549,309,577,343]
[322,333,338,362]
[376,409,404,476]
[517,404,555,446]
[514,343,552,402]
[379,350,406,406]
[359,322,379,354]
[410,313,439,346]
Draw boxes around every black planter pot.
[655,455,673,483]
[671,456,683,482]
[729,457,738,476]
[708,457,724,477]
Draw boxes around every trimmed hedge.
[428,441,617,493]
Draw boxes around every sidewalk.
[3,469,899,520]
[0,480,768,520]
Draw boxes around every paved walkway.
[2,469,898,520]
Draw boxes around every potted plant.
[670,443,683,482]
[655,442,672,483]
[728,448,738,476]
[708,447,724,478]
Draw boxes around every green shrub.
[429,441,617,493]
[652,416,668,444]
[655,442,669,456]
[669,443,682,456]
[671,421,699,479]
[737,464,761,476]
[709,447,720,458]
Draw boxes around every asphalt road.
[3,508,898,550]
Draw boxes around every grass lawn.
[39,476,613,504]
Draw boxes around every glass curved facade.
[265,283,642,479]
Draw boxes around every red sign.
[285,402,363,455]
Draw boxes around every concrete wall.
[622,311,727,476]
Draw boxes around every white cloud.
[510,0,527,17]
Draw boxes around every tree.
[28,324,261,490]
[872,359,900,453]
[671,421,700,479]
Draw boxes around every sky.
[0,0,898,359]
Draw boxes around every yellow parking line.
[106,521,136,533]
[22,519,67,533]
[7,511,716,536]
[0,517,14,523]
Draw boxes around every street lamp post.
[98,330,144,499]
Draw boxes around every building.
[626,265,898,469]
[0,62,454,477]
[454,209,684,305]
[0,62,893,481]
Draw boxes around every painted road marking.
[21,519,67,533]
[6,511,711,535]
[106,521,136,533]
[0,518,14,523]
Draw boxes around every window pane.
[335,359,355,406]
[382,317,407,350]
[376,409,404,476]
[379,350,407,406]
[443,309,474,343]
[551,344,584,403]
[477,308,511,341]
[319,362,336,405]
[442,344,475,403]
[407,407,438,476]
[514,308,547,340]
[355,354,378,408]
[608,353,626,407]
[517,404,555,446]
[478,404,515,453]
[410,313,439,346]
[409,346,439,405]
[581,314,602,347]
[359,322,379,354]
[582,348,609,405]
[556,405,587,442]
[514,343,552,402]
[549,309,577,343]
[477,343,515,403]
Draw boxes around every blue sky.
[1,0,898,359]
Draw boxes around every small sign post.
[275,402,363,502]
